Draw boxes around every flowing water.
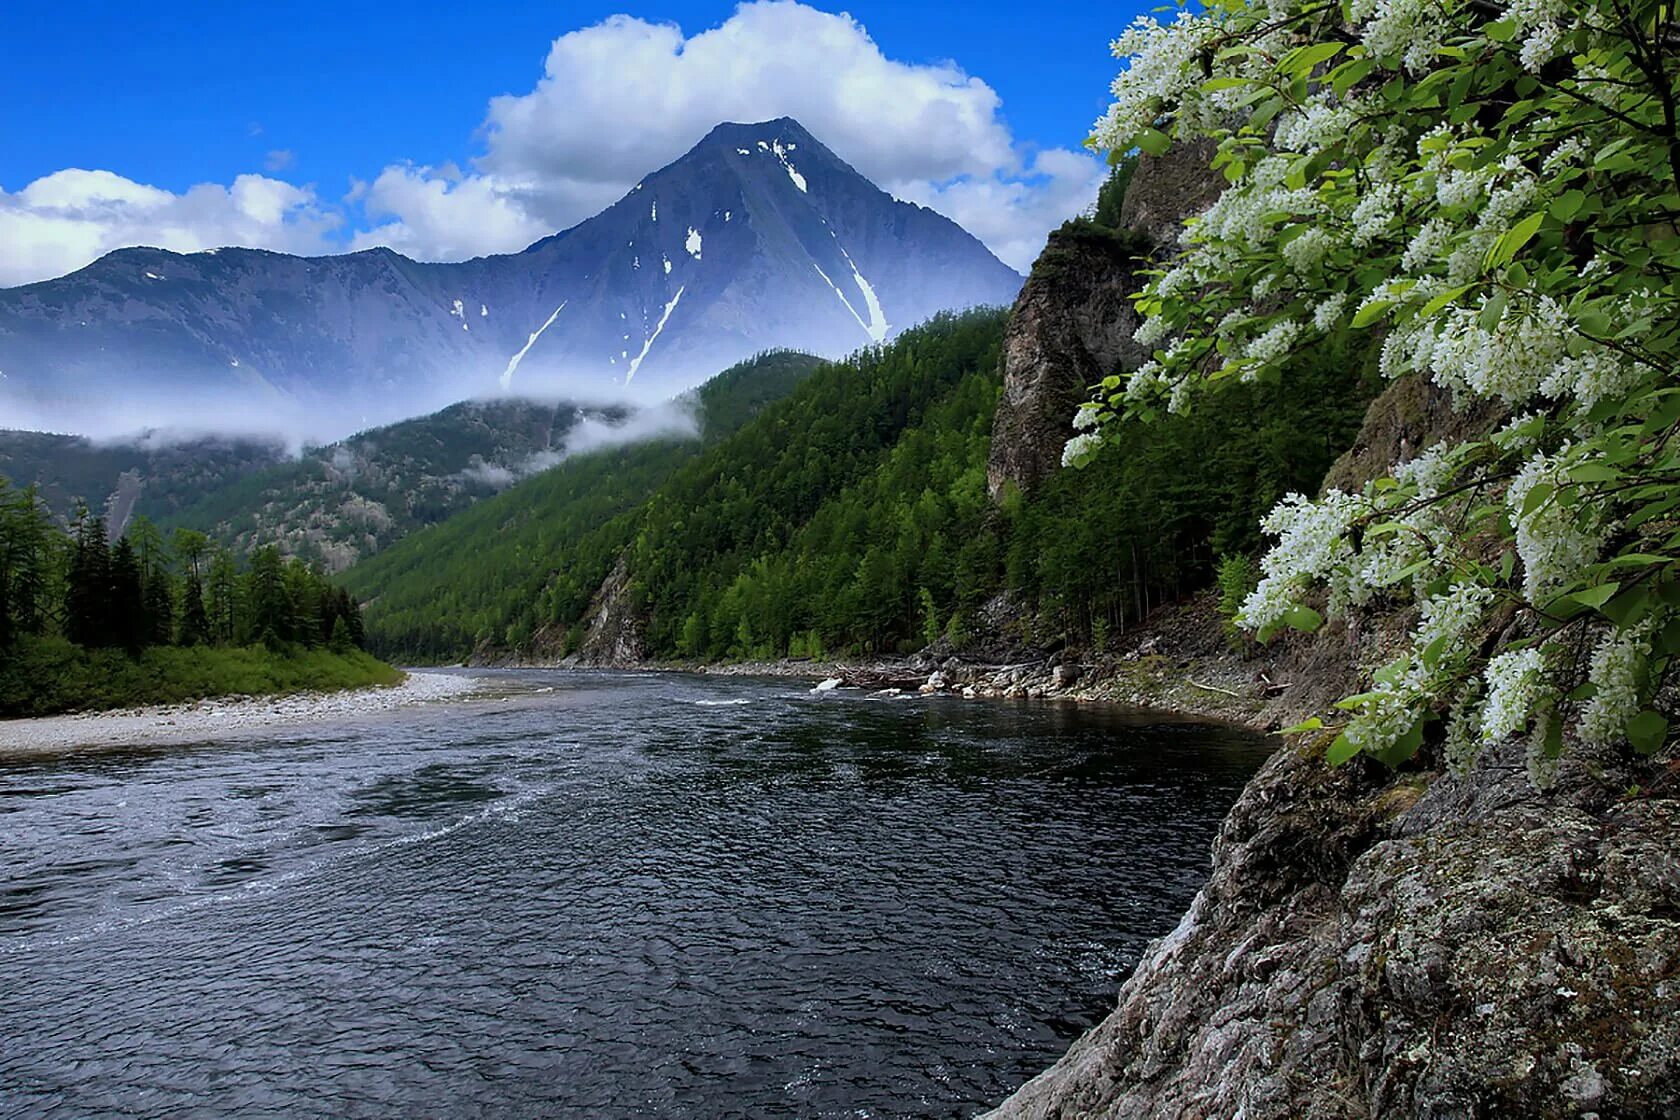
[0,671,1268,1119]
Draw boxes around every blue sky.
[0,0,1155,284]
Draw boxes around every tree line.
[1,479,365,657]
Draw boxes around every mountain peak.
[700,116,814,145]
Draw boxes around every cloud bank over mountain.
[0,1,1103,287]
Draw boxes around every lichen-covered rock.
[987,692,1680,1119]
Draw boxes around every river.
[0,670,1268,1118]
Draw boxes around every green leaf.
[1352,299,1394,328]
[1627,710,1669,755]
[1326,731,1361,766]
[1572,582,1621,610]
[1135,128,1171,157]
[1550,189,1586,221]
[1284,604,1324,633]
[1375,719,1426,766]
[1419,283,1474,318]
[1281,42,1344,77]
[1281,717,1324,734]
[1601,585,1652,628]
[1519,481,1553,521]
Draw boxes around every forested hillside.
[348,299,1374,663]
[341,350,823,660]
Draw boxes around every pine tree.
[178,570,211,646]
[144,575,175,647]
[108,537,146,654]
[65,507,112,648]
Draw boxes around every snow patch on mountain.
[686,228,702,260]
[626,287,684,384]
[499,301,567,391]
[770,140,807,193]
[837,245,887,342]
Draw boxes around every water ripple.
[0,671,1267,1118]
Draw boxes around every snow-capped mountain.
[0,118,1022,438]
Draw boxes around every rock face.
[987,727,1680,1117]
[985,227,1151,499]
[0,118,1021,439]
[985,143,1222,500]
[566,552,647,667]
[987,375,1680,1117]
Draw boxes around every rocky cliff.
[986,141,1222,500]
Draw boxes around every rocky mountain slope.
[0,118,1020,438]
[0,395,660,569]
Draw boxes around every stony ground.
[0,671,487,757]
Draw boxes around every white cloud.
[349,164,552,259]
[894,148,1109,271]
[0,168,339,287]
[361,0,1095,271]
[264,149,295,173]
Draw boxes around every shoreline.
[0,671,489,758]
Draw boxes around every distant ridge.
[0,118,1022,439]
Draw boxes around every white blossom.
[1393,441,1457,499]
[1506,447,1604,598]
[1312,292,1350,332]
[1578,623,1653,747]
[1283,228,1335,275]
[1061,431,1103,468]
[1401,217,1455,273]
[1481,647,1547,742]
[1245,318,1302,367]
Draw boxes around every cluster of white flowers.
[1312,293,1350,333]
[1245,318,1302,367]
[1578,623,1653,747]
[1540,348,1643,412]
[1350,183,1401,246]
[1351,0,1446,72]
[1444,678,1485,776]
[1238,490,1366,630]
[1072,403,1102,431]
[1060,431,1103,469]
[1275,101,1357,155]
[1481,648,1548,742]
[1393,441,1457,499]
[1198,178,1320,247]
[1527,709,1561,788]
[1418,298,1571,402]
[1542,135,1590,173]
[1504,0,1570,71]
[1416,581,1495,650]
[1134,314,1171,347]
[1506,447,1604,599]
[1435,168,1486,209]
[1283,228,1335,275]
[1400,217,1455,274]
[1095,11,1224,145]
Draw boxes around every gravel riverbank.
[0,671,487,757]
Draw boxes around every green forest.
[0,483,395,716]
[349,297,1375,664]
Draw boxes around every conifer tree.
[108,537,146,654]
[178,570,211,646]
[65,507,112,648]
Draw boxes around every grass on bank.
[0,636,404,718]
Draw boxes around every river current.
[0,671,1267,1118]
